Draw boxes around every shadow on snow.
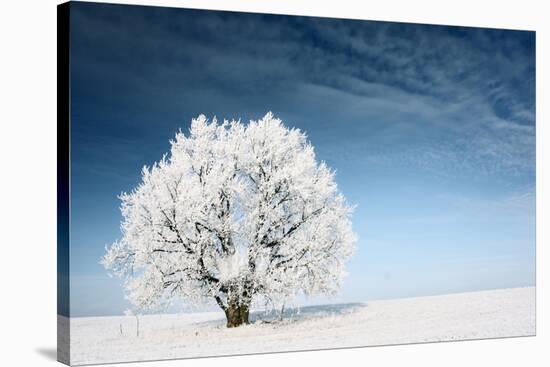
[192,302,367,328]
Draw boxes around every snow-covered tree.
[102,112,356,327]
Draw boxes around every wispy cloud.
[71,3,534,181]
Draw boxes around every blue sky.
[68,2,535,317]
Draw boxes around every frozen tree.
[102,112,356,327]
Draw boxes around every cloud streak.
[70,3,535,180]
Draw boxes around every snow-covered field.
[66,287,535,365]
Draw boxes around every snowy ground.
[66,287,535,365]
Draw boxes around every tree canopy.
[102,112,356,327]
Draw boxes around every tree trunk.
[224,303,250,328]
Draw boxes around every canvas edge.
[57,1,71,365]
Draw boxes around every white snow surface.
[68,287,535,365]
